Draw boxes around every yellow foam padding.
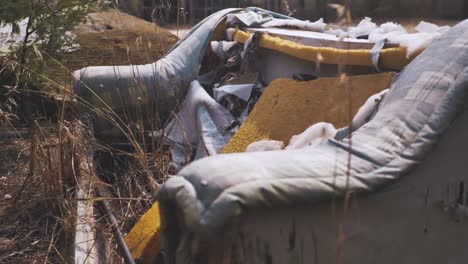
[234,30,419,70]
[222,73,394,153]
[125,202,161,264]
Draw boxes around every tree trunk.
[19,17,34,65]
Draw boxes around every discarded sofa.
[72,7,465,264]
[156,19,468,264]
[72,7,425,143]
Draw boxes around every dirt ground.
[161,23,193,39]
[0,136,62,263]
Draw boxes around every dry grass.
[0,124,80,263]
[0,7,178,263]
[0,116,173,263]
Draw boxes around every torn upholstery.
[157,19,468,263]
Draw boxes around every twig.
[44,219,59,264]
[14,125,38,201]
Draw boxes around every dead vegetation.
[0,7,177,263]
[0,107,174,263]
[0,123,80,263]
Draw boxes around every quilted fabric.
[157,19,468,263]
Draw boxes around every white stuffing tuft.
[368,21,450,57]
[286,122,337,150]
[226,28,236,41]
[348,17,378,38]
[261,18,327,32]
[210,40,237,59]
[351,89,388,130]
[246,139,284,152]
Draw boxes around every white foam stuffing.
[286,122,337,150]
[246,139,284,152]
